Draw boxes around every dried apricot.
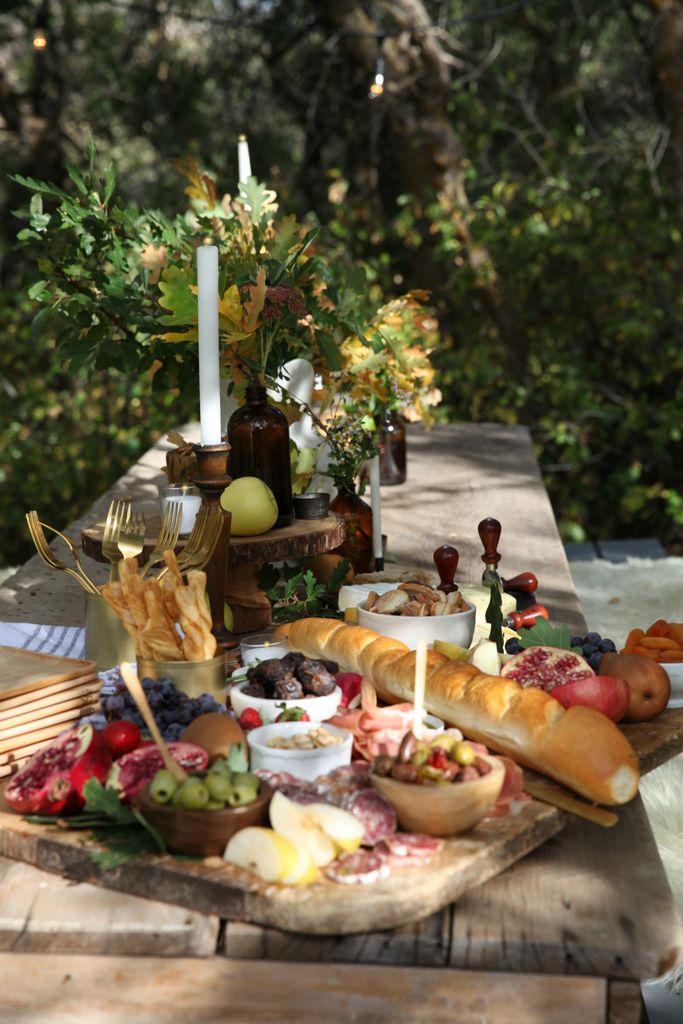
[645,619,670,638]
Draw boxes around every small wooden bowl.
[370,754,505,837]
[137,780,273,857]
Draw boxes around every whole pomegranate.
[5,725,112,816]
[501,645,594,691]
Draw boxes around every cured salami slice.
[325,850,390,885]
[255,770,321,804]
[315,761,371,803]
[342,787,397,846]
[380,832,443,865]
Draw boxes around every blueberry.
[164,723,184,741]
[585,632,601,646]
[582,643,597,657]
[141,676,155,690]
[587,652,602,671]
[599,639,616,653]
[505,638,521,654]
[146,690,163,710]
[570,636,585,648]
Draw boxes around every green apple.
[220,477,278,536]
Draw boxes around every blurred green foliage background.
[1,0,682,568]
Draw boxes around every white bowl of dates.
[230,652,342,724]
[370,733,505,837]
[357,584,476,651]
[247,721,353,781]
[137,762,273,857]
[662,662,683,707]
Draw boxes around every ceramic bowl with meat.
[357,584,476,651]
[247,721,353,781]
[230,652,342,724]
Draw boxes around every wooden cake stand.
[81,514,346,635]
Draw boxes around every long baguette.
[282,617,639,806]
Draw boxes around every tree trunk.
[315,0,527,368]
[648,0,683,227]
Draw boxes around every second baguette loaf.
[283,617,639,806]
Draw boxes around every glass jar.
[329,486,374,573]
[379,410,407,486]
[228,385,293,527]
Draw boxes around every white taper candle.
[413,641,427,740]
[197,244,222,446]
[369,453,383,569]
[238,134,252,184]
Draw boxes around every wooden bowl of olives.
[137,768,272,857]
[370,733,505,837]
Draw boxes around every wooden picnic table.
[0,422,681,1024]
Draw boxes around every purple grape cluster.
[101,676,226,742]
[570,631,617,671]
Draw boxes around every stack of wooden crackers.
[0,647,100,780]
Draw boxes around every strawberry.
[237,708,263,732]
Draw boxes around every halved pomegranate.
[500,645,593,691]
[5,725,112,816]
[107,742,208,802]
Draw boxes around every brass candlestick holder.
[192,441,233,646]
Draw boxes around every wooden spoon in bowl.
[119,662,188,784]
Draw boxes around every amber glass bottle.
[228,385,293,527]
[379,411,407,485]
[329,486,374,573]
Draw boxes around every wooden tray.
[0,648,96,703]
[81,514,346,569]
[0,709,679,936]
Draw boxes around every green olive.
[453,741,476,767]
[149,769,178,804]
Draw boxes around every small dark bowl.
[293,492,330,520]
[137,779,273,857]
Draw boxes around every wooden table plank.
[450,795,683,980]
[0,857,219,957]
[0,953,610,1024]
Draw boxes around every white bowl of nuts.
[247,721,353,782]
[357,583,476,651]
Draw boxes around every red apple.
[550,674,631,722]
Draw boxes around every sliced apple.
[269,790,337,867]
[224,826,299,882]
[304,802,364,854]
[280,842,318,886]
[433,640,469,661]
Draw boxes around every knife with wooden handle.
[523,773,619,828]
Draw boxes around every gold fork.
[26,513,100,594]
[140,502,182,576]
[156,505,220,585]
[29,514,100,595]
[118,510,147,563]
[102,498,132,582]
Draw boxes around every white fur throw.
[641,754,683,991]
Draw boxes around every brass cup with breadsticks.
[102,551,226,700]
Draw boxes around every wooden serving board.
[81,513,347,569]
[0,677,100,722]
[0,709,680,937]
[0,647,96,702]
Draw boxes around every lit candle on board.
[369,454,384,572]
[238,134,252,184]
[412,641,427,741]
[197,244,222,446]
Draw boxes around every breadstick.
[118,558,153,657]
[142,579,183,660]
[176,585,217,661]
[101,582,142,650]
